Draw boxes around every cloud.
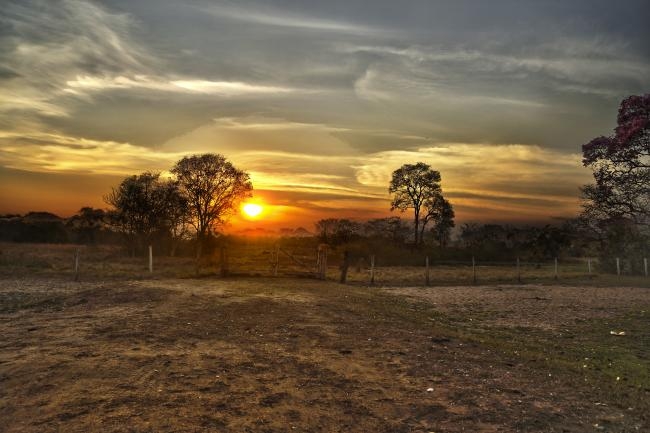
[199,3,391,36]
[0,0,150,118]
[65,75,295,96]
[0,131,184,175]
[162,117,358,157]
[2,0,648,225]
[1,0,297,124]
[353,143,592,218]
[343,39,650,101]
[161,116,594,221]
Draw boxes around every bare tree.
[171,154,252,257]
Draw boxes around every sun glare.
[242,203,263,218]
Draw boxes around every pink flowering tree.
[581,94,649,272]
[581,94,649,227]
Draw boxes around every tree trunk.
[339,250,350,283]
[419,220,429,247]
[414,209,420,246]
[195,232,203,275]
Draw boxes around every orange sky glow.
[1,1,648,233]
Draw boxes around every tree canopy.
[581,94,649,227]
[581,94,649,272]
[104,172,186,255]
[171,154,252,255]
[389,162,453,246]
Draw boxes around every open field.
[1,270,649,432]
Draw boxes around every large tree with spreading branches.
[171,154,252,257]
[389,162,453,246]
[581,94,649,272]
[105,172,186,256]
[581,93,649,227]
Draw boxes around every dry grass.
[1,274,649,432]
[2,242,647,288]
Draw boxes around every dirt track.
[1,277,648,432]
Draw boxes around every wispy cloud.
[65,75,295,96]
[0,131,184,175]
[1,0,648,224]
[0,0,298,123]
[0,107,603,223]
[199,3,390,36]
[353,143,591,215]
[0,0,150,118]
[343,39,650,100]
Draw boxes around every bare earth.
[383,284,650,330]
[1,277,649,432]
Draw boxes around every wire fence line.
[1,242,648,286]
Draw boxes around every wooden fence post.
[616,257,620,276]
[317,244,328,280]
[74,248,80,281]
[273,245,280,277]
[472,256,476,285]
[554,257,558,280]
[370,255,375,286]
[220,246,229,277]
[339,250,350,283]
[516,257,521,283]
[425,256,430,286]
[644,257,648,277]
[587,258,592,275]
[148,245,153,274]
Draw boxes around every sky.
[1,0,649,231]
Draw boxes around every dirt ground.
[1,276,649,432]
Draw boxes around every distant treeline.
[1,210,647,273]
[313,216,594,263]
[0,210,119,245]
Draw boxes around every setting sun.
[242,203,263,218]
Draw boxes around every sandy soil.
[0,277,648,432]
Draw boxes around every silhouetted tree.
[425,196,455,247]
[315,218,361,245]
[105,172,186,255]
[156,180,191,256]
[67,207,107,244]
[363,217,409,243]
[459,223,481,250]
[171,154,252,257]
[390,162,450,246]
